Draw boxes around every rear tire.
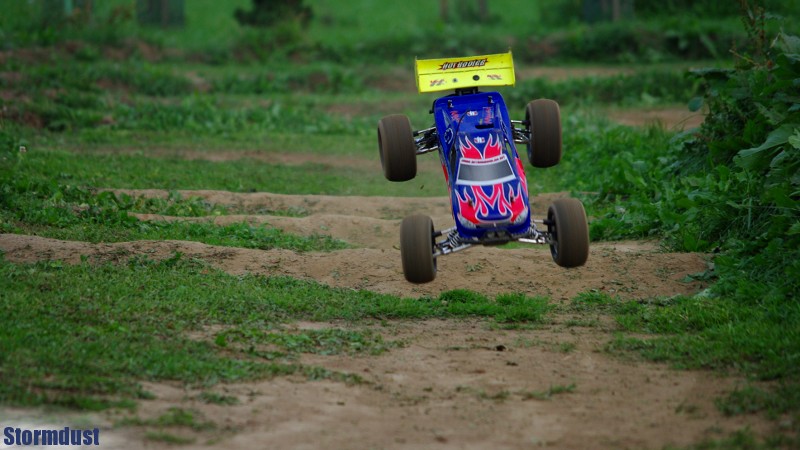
[400,215,436,283]
[547,198,589,268]
[526,99,562,168]
[378,114,417,181]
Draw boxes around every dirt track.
[0,191,707,301]
[0,186,773,449]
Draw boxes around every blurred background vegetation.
[0,0,796,62]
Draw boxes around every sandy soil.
[0,187,771,449]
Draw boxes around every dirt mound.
[101,319,762,450]
[3,189,760,449]
[0,230,705,302]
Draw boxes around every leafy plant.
[586,7,799,306]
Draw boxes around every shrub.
[589,5,800,304]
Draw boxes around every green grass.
[215,327,399,359]
[13,220,350,252]
[198,391,239,406]
[305,0,536,49]
[665,428,796,450]
[567,291,800,382]
[8,149,445,196]
[0,174,350,251]
[145,0,251,52]
[0,256,553,409]
[143,432,195,445]
[508,69,702,107]
[5,107,672,206]
[716,384,800,419]
[119,407,215,431]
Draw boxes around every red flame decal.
[484,134,502,158]
[455,135,529,225]
[459,137,482,159]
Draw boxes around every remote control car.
[378,51,589,283]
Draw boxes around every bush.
[589,6,800,305]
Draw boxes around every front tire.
[526,99,562,168]
[378,114,417,181]
[547,198,589,268]
[400,215,436,283]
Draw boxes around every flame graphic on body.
[455,135,528,225]
[459,134,502,159]
[457,184,527,224]
[459,136,482,159]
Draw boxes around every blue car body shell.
[432,91,531,241]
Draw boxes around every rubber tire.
[526,99,562,168]
[400,215,436,283]
[547,198,589,268]
[378,114,417,181]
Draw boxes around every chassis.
[378,52,589,283]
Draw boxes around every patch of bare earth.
[2,190,770,448]
[48,319,762,450]
[0,318,767,450]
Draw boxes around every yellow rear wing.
[415,51,515,94]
